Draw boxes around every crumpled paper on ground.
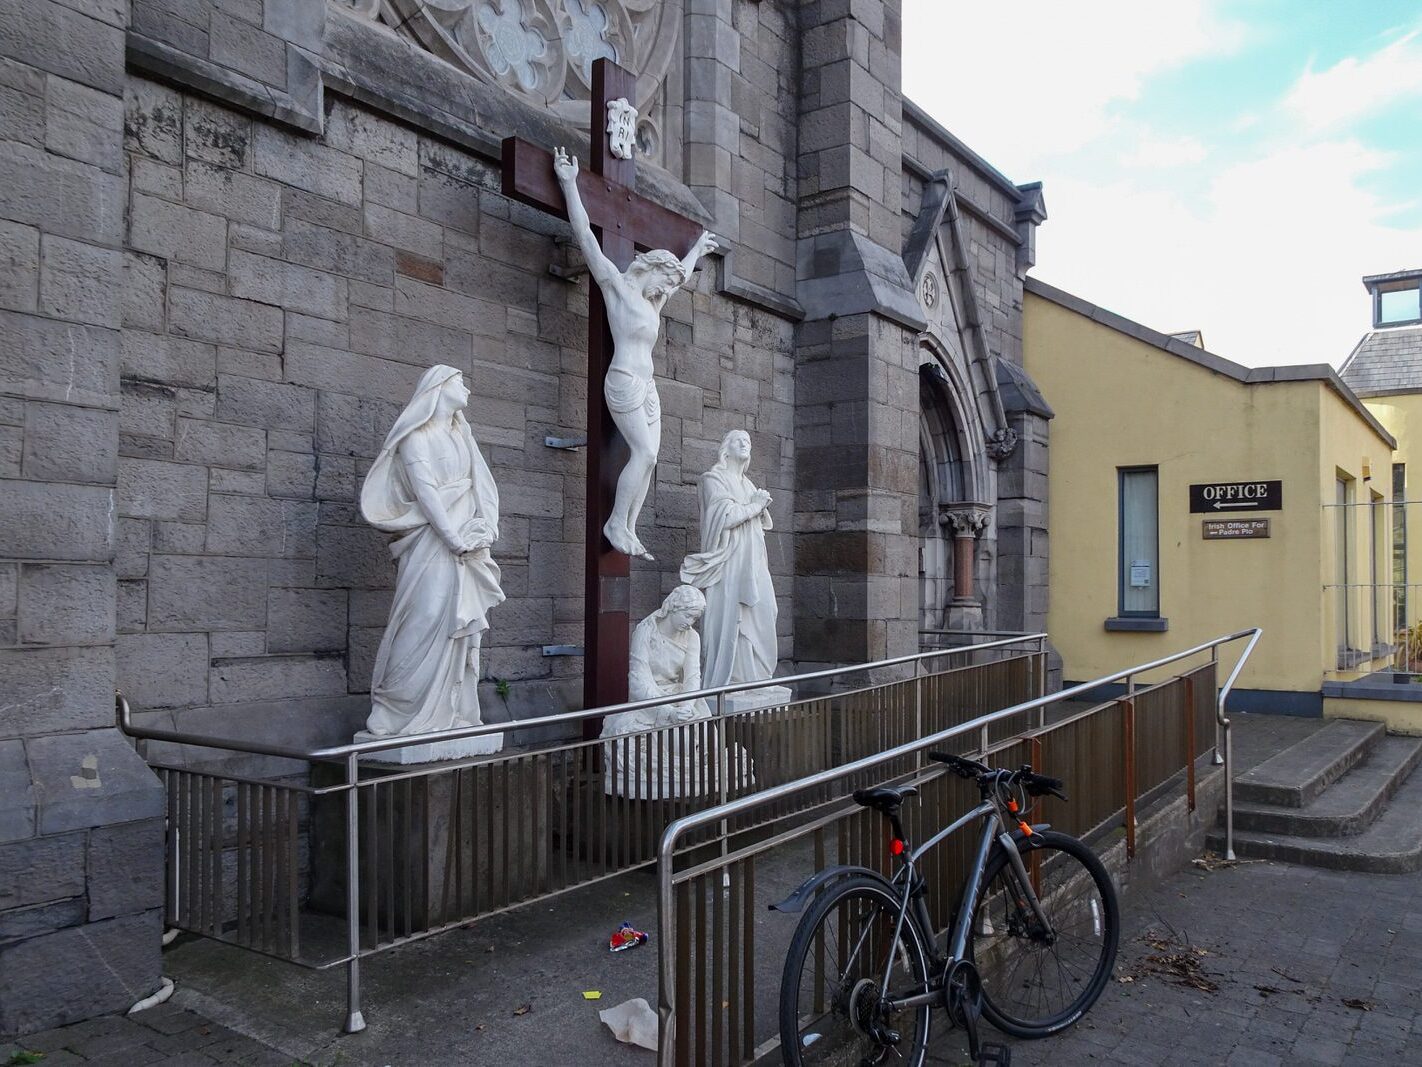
[598,997,658,1051]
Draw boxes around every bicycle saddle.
[852,785,918,812]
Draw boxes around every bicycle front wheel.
[967,829,1119,1038]
[779,874,933,1066]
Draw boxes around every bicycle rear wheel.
[966,829,1118,1038]
[779,874,933,1066]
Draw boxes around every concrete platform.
[1213,766,1422,874]
[1233,735,1422,838]
[1234,719,1384,808]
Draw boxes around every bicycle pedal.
[976,1044,1010,1066]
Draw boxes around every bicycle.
[774,752,1120,1066]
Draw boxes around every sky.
[902,0,1422,369]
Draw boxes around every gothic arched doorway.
[919,366,967,630]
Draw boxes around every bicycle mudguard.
[766,865,897,913]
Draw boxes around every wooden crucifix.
[501,59,705,728]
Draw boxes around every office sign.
[1202,518,1270,540]
[1189,480,1282,513]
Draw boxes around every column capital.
[941,504,991,537]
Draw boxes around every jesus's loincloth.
[604,367,661,424]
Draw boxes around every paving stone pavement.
[927,859,1422,1066]
[7,854,1419,1066]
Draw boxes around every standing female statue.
[358,365,506,755]
[680,430,778,688]
[553,146,719,561]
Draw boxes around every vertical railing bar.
[262,784,274,953]
[178,772,192,932]
[271,786,286,954]
[1185,675,1197,812]
[236,781,249,946]
[674,877,691,1066]
[288,786,300,959]
[727,858,740,1065]
[742,855,755,1061]
[344,753,365,1033]
[164,770,178,930]
[363,783,378,950]
[1122,698,1137,860]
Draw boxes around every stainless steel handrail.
[117,631,1047,761]
[654,626,1260,1061]
[1215,627,1261,861]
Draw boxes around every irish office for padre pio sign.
[1189,480,1282,513]
[1203,518,1271,540]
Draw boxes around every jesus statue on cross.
[553,146,719,561]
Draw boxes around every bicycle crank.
[941,960,1010,1065]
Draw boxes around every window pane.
[1379,287,1420,324]
[1120,469,1158,615]
[1395,464,1407,632]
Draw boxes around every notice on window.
[1202,519,1270,540]
[1128,561,1152,587]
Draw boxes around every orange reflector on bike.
[890,838,904,856]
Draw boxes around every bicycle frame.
[880,798,1052,1012]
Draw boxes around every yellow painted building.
[1024,278,1397,717]
[1336,268,1422,730]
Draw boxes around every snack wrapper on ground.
[608,921,649,952]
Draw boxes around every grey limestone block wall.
[113,89,797,736]
[0,0,166,1038]
[112,0,802,749]
[793,0,924,668]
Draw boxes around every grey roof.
[1338,326,1422,397]
[1362,268,1422,290]
[1025,277,1396,449]
[1169,330,1203,348]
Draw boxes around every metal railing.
[654,627,1260,1064]
[1322,495,1421,677]
[118,630,1047,1033]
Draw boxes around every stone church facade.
[0,0,1049,1032]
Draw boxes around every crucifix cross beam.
[500,58,704,722]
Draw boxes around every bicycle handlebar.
[928,752,1068,801]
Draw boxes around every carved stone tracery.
[347,0,680,166]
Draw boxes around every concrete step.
[1233,719,1384,808]
[1232,735,1422,837]
[1209,759,1422,873]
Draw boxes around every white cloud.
[902,0,1248,174]
[1283,29,1422,130]
[1033,138,1422,367]
[1118,134,1208,169]
[902,4,1422,369]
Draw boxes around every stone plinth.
[724,684,792,715]
[310,752,547,938]
[353,730,503,764]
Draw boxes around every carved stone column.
[942,505,991,630]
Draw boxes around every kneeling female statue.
[600,586,751,798]
[357,365,506,760]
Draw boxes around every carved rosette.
[364,0,680,165]
[985,426,1018,461]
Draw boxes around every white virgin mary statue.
[357,365,506,760]
[679,430,779,688]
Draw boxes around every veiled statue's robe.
[359,369,504,737]
[679,464,777,688]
